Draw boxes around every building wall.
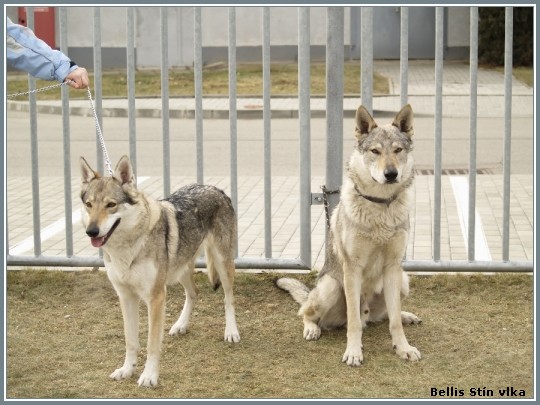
[6,6,472,70]
[446,7,470,59]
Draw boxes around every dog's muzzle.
[87,219,121,248]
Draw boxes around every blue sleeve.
[6,17,75,82]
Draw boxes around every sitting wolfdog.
[277,105,421,366]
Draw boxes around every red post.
[18,7,56,49]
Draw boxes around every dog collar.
[354,184,397,206]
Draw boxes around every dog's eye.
[85,202,92,208]
[370,149,380,155]
[107,202,117,208]
[394,148,403,154]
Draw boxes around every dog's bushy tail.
[275,278,310,305]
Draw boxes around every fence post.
[361,7,373,114]
[433,7,444,262]
[298,6,311,268]
[502,7,513,261]
[160,7,171,197]
[400,7,409,107]
[194,7,204,185]
[468,7,479,261]
[325,7,344,239]
[59,7,73,257]
[127,7,137,177]
[93,7,103,174]
[27,7,41,257]
[228,7,238,257]
[262,7,272,259]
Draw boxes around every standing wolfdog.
[277,105,421,366]
[80,155,240,387]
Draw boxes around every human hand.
[65,67,89,89]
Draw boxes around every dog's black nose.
[86,226,100,238]
[384,168,398,182]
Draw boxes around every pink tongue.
[91,237,105,248]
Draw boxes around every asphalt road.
[6,110,533,177]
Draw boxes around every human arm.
[6,16,88,88]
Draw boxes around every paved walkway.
[5,60,534,271]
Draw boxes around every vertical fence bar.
[59,7,73,257]
[325,7,344,234]
[400,6,409,261]
[228,7,238,257]
[400,7,409,107]
[468,7,479,261]
[27,8,41,257]
[160,7,171,197]
[502,7,513,261]
[194,7,204,185]
[298,7,311,268]
[360,7,373,114]
[5,214,8,257]
[93,7,103,258]
[127,7,137,177]
[93,7,103,173]
[433,7,444,262]
[262,7,272,258]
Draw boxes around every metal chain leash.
[6,81,71,99]
[321,185,340,229]
[85,87,113,176]
[6,80,113,176]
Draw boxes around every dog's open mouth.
[90,219,121,248]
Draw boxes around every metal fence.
[5,6,533,273]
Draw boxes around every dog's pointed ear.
[355,106,378,139]
[80,156,100,186]
[114,155,136,188]
[392,104,414,138]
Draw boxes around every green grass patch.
[506,66,533,87]
[6,270,533,399]
[6,62,389,100]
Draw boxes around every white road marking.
[8,176,150,256]
[449,176,492,261]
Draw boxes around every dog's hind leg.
[299,274,346,341]
[367,272,421,325]
[367,293,422,325]
[219,257,241,343]
[218,257,241,343]
[397,272,421,325]
[169,267,199,336]
[206,236,240,343]
[110,286,140,382]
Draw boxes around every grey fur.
[277,105,422,366]
[80,155,240,387]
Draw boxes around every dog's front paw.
[169,322,188,336]
[138,368,159,387]
[303,324,321,341]
[224,327,240,343]
[342,345,364,367]
[394,344,421,361]
[110,364,136,381]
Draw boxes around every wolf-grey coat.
[277,105,421,366]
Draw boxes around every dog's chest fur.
[326,177,411,295]
[338,178,410,245]
[102,196,171,291]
